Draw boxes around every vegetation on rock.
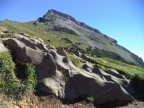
[0,51,38,98]
[69,54,81,67]
[22,63,38,95]
[0,51,20,97]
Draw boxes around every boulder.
[71,72,133,104]
[13,34,48,51]
[57,46,67,57]
[3,38,56,79]
[3,37,134,104]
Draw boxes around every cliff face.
[34,9,143,66]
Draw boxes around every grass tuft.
[69,55,81,67]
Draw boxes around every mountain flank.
[34,9,144,66]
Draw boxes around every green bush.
[0,51,38,98]
[23,63,37,95]
[0,51,20,97]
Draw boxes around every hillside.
[0,9,143,66]
[0,25,144,107]
[0,9,144,108]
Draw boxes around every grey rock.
[3,37,134,104]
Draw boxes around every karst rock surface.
[2,35,134,104]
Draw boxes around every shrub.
[22,63,37,95]
[0,51,38,98]
[0,51,20,97]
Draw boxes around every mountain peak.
[47,9,79,24]
[36,9,101,34]
[48,9,70,17]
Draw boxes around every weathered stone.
[2,37,134,104]
[57,46,67,57]
[13,34,48,51]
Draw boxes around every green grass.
[0,21,80,48]
[69,55,81,67]
[94,57,144,79]
[0,20,90,56]
[135,72,144,80]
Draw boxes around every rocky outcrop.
[13,34,47,51]
[2,36,134,104]
[57,46,67,57]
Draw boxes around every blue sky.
[0,0,144,60]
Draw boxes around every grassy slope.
[94,57,144,79]
[0,21,87,50]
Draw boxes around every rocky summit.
[0,9,144,108]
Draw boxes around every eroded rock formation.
[2,35,134,104]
